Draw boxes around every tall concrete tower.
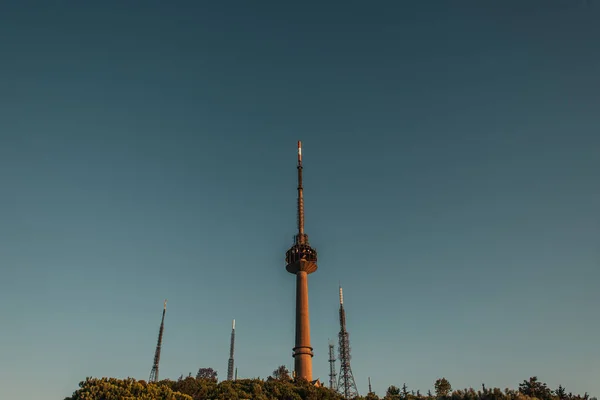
[285,140,318,381]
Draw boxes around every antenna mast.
[227,319,236,381]
[296,140,306,244]
[328,340,338,390]
[149,299,167,383]
[337,287,358,399]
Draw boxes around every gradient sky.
[0,1,599,399]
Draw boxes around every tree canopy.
[65,375,594,400]
[196,367,218,381]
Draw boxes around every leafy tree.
[65,377,192,400]
[272,365,291,381]
[518,377,552,400]
[196,367,218,381]
[386,385,401,400]
[556,386,568,400]
[435,378,452,399]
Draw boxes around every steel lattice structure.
[149,300,167,383]
[227,319,236,381]
[337,287,358,399]
[328,341,337,390]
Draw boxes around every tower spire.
[227,319,236,381]
[285,140,318,382]
[296,140,306,243]
[337,287,358,399]
[149,299,167,383]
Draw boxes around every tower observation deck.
[285,141,318,381]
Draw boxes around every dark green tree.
[402,384,410,400]
[386,385,402,400]
[196,367,218,381]
[556,386,568,400]
[366,392,381,400]
[272,365,291,381]
[435,378,452,399]
[518,377,552,400]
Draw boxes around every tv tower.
[328,341,337,390]
[227,319,236,381]
[337,287,358,399]
[149,299,167,383]
[285,140,318,381]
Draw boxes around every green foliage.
[196,368,218,382]
[64,377,192,400]
[352,377,591,400]
[435,378,452,399]
[66,376,343,400]
[66,375,593,400]
[271,365,291,381]
[385,385,401,400]
[519,377,553,400]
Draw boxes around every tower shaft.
[293,270,313,379]
[227,319,235,381]
[337,288,358,399]
[149,300,167,383]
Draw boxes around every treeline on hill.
[64,368,595,400]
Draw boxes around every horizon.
[0,1,598,399]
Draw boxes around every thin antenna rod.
[297,141,305,241]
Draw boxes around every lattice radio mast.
[337,287,358,399]
[149,299,167,383]
[328,340,337,390]
[227,319,236,380]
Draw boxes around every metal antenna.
[337,287,358,399]
[328,340,338,390]
[296,140,305,243]
[227,319,236,380]
[369,377,373,394]
[149,299,167,383]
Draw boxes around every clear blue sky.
[0,1,598,399]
